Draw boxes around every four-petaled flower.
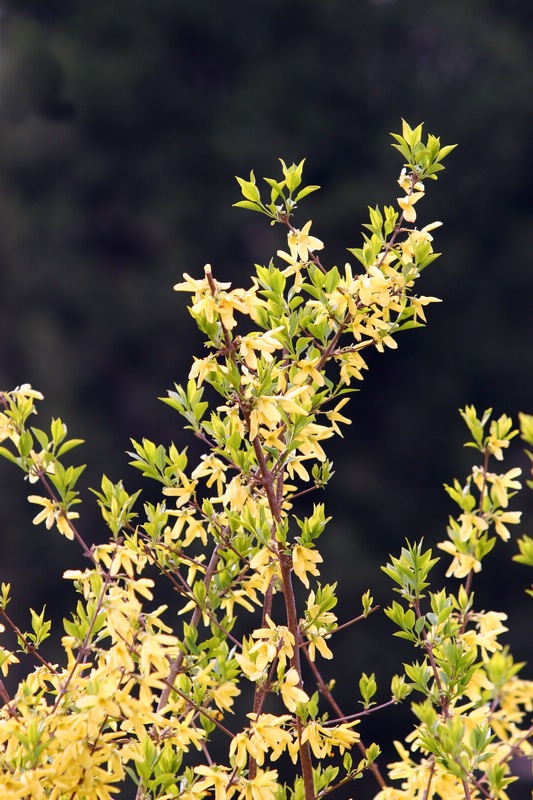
[397,190,425,222]
[287,220,324,262]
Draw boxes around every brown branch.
[36,470,96,564]
[0,608,58,674]
[302,645,388,791]
[156,544,221,713]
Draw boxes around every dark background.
[1,1,533,796]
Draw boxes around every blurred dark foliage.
[1,0,533,795]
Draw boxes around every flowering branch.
[2,123,531,800]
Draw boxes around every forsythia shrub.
[1,121,532,800]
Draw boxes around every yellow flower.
[291,357,324,387]
[244,713,294,764]
[189,354,219,385]
[370,317,398,352]
[173,268,228,294]
[248,547,281,594]
[162,471,198,507]
[27,496,79,540]
[493,510,521,541]
[212,681,241,713]
[195,765,235,800]
[287,220,324,262]
[457,512,489,542]
[487,414,516,460]
[304,589,336,661]
[438,541,482,578]
[471,610,508,660]
[462,659,494,701]
[302,720,360,758]
[397,168,424,193]
[248,386,309,440]
[285,456,311,482]
[219,475,251,513]
[326,263,360,317]
[94,541,147,578]
[280,667,309,712]
[0,647,19,676]
[399,221,442,261]
[214,289,254,330]
[249,396,282,440]
[235,636,276,681]
[305,630,333,661]
[28,495,57,528]
[294,422,333,462]
[229,713,293,770]
[230,731,251,769]
[238,769,279,800]
[408,294,441,323]
[292,544,322,588]
[357,265,391,308]
[488,467,522,508]
[397,191,425,223]
[11,383,45,401]
[191,453,228,496]
[259,425,286,452]
[239,328,284,371]
[0,412,18,445]
[174,266,262,330]
[325,398,352,436]
[252,616,295,667]
[277,385,313,414]
[339,350,368,384]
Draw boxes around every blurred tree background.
[1,0,533,795]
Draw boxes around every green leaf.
[359,672,377,708]
[18,430,33,458]
[0,445,21,466]
[232,200,267,214]
[57,438,85,457]
[236,173,261,203]
[294,184,320,202]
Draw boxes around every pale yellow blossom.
[438,540,482,578]
[173,268,228,294]
[0,647,19,676]
[470,610,508,660]
[302,720,360,758]
[11,383,45,401]
[195,765,235,800]
[493,510,521,541]
[287,220,324,262]
[291,357,325,387]
[397,191,425,223]
[397,168,424,193]
[211,681,241,713]
[238,769,279,800]
[325,398,352,436]
[292,544,322,588]
[457,512,489,542]
[489,468,522,508]
[399,221,442,261]
[280,667,309,712]
[408,294,441,323]
[191,453,228,496]
[27,496,79,540]
[294,422,334,462]
[239,328,284,371]
[358,265,391,308]
[251,616,295,667]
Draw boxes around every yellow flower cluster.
[380,407,533,799]
[0,574,206,799]
[5,130,531,800]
